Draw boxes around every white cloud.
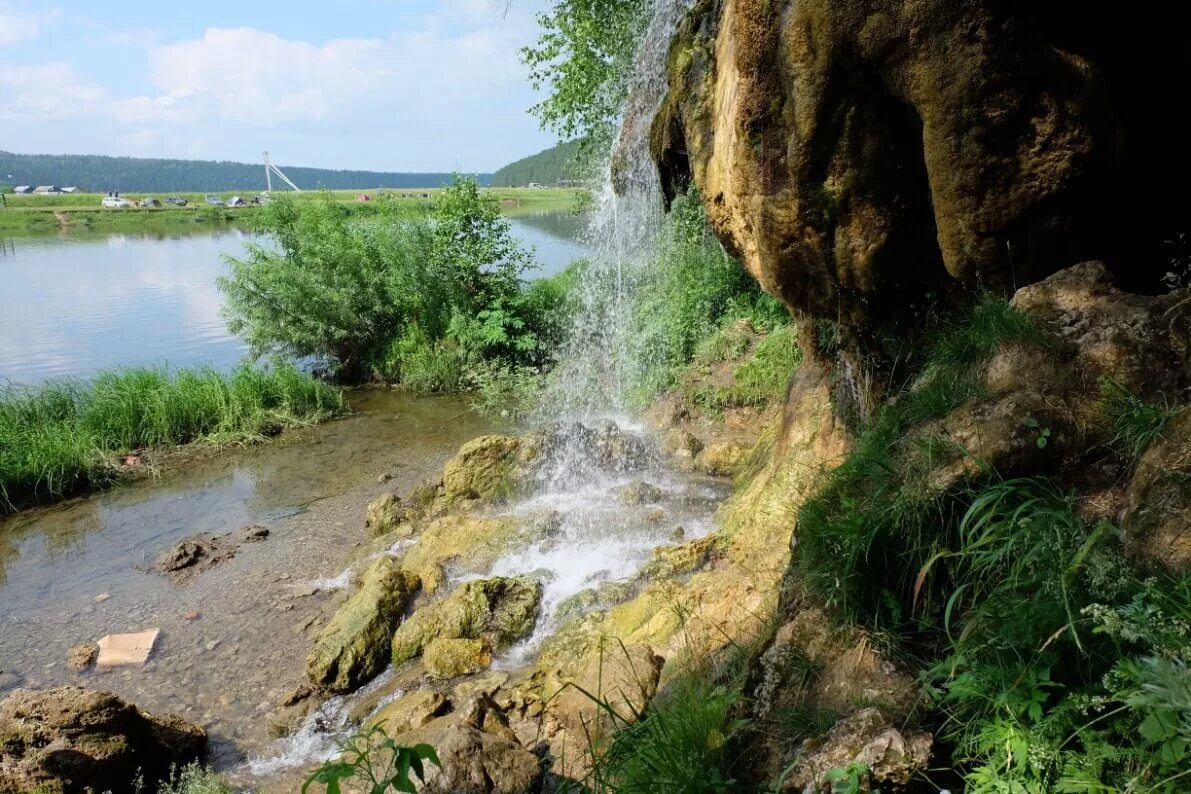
[0,5,46,46]
[0,62,110,119]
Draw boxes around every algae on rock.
[391,576,542,666]
[306,557,421,693]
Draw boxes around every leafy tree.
[522,0,648,150]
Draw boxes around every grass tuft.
[0,363,341,512]
[1102,379,1179,460]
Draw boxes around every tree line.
[0,151,492,193]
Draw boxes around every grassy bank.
[0,187,581,234]
[0,364,342,513]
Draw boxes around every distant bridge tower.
[262,151,302,193]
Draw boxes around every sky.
[0,0,560,172]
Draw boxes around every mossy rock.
[612,480,664,505]
[392,576,542,666]
[639,535,719,580]
[441,435,522,502]
[365,492,402,536]
[399,512,561,593]
[695,441,749,476]
[367,689,447,736]
[306,557,421,693]
[424,638,493,679]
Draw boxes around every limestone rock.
[662,429,703,461]
[66,644,96,672]
[391,577,541,666]
[652,1,1191,363]
[1122,410,1191,571]
[781,708,932,791]
[441,435,522,502]
[0,686,206,794]
[696,441,748,476]
[365,492,402,535]
[306,557,421,693]
[639,535,718,580]
[398,695,541,794]
[399,512,560,592]
[424,638,493,680]
[367,689,447,736]
[612,479,664,505]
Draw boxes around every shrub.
[0,364,341,511]
[158,764,234,794]
[625,191,787,405]
[220,178,560,389]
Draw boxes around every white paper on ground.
[95,629,159,667]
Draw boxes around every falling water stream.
[239,0,709,785]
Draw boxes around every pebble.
[205,640,221,652]
[94,593,111,603]
[182,610,202,621]
[377,472,392,484]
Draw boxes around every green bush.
[220,177,562,389]
[625,192,787,405]
[158,764,234,794]
[0,364,341,512]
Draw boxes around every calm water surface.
[0,213,588,385]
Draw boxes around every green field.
[0,187,582,233]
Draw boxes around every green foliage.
[492,140,584,187]
[522,0,647,149]
[0,149,482,193]
[0,364,341,512]
[157,764,234,794]
[791,296,1191,792]
[687,325,801,413]
[1102,380,1178,460]
[626,191,787,405]
[795,296,1046,622]
[220,177,560,387]
[583,655,750,793]
[303,724,440,794]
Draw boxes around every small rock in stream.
[67,644,98,671]
[94,593,111,603]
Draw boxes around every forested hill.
[0,151,492,192]
[491,141,581,187]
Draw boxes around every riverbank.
[0,187,582,234]
[0,364,342,514]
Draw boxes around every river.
[0,212,588,776]
[0,212,588,385]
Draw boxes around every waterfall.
[544,0,695,419]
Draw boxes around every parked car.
[102,196,132,208]
[226,196,246,207]
[251,195,271,205]
[165,197,188,206]
[139,197,162,208]
[204,195,224,206]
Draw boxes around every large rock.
[397,695,541,794]
[391,577,542,666]
[1122,410,1191,572]
[399,512,561,593]
[441,435,522,502]
[652,0,1191,361]
[306,557,421,693]
[0,687,206,794]
[779,708,932,791]
[424,638,493,680]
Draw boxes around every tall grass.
[0,364,342,512]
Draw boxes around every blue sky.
[0,1,559,171]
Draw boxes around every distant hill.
[0,151,492,193]
[492,141,582,187]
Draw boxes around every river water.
[0,213,588,386]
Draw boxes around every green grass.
[582,652,751,793]
[0,364,342,512]
[157,764,235,794]
[1102,379,1179,460]
[687,325,801,413]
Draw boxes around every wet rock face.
[306,557,421,693]
[653,0,1191,351]
[0,687,206,794]
[391,576,542,667]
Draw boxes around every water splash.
[544,0,695,418]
